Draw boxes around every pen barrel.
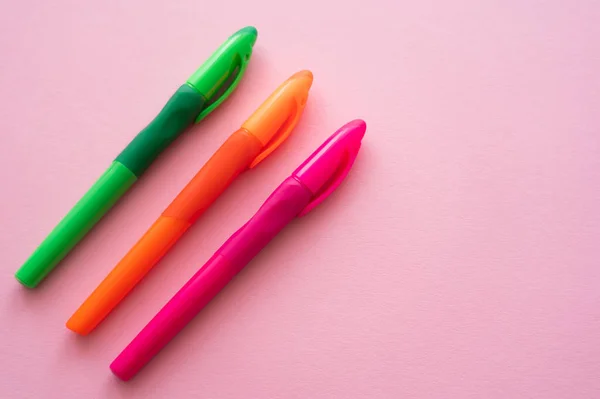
[68,130,260,333]
[162,129,262,223]
[15,161,137,288]
[115,84,206,177]
[220,176,313,265]
[66,216,190,335]
[110,253,237,381]
[110,177,312,380]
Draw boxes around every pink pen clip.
[295,119,366,216]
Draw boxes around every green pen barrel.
[15,26,258,287]
[15,85,206,288]
[15,162,137,287]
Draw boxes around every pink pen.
[110,119,367,381]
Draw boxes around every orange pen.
[67,70,313,335]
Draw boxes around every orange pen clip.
[67,70,313,335]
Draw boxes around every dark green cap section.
[115,84,205,177]
[115,26,258,177]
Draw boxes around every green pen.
[15,26,258,288]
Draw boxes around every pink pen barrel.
[111,177,313,380]
[111,121,367,381]
[110,252,237,381]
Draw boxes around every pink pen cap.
[295,119,366,216]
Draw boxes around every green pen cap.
[188,25,258,122]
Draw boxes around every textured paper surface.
[1,0,599,398]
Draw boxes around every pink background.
[1,0,599,398]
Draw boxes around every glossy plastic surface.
[243,70,313,167]
[294,119,366,216]
[66,216,190,335]
[188,26,258,122]
[66,130,260,334]
[163,129,263,222]
[165,70,313,224]
[15,162,137,287]
[13,27,257,288]
[115,84,205,177]
[110,121,367,380]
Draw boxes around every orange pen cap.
[243,69,313,168]
[66,71,313,336]
[162,69,314,223]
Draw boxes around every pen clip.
[188,27,258,123]
[298,150,357,216]
[295,119,366,217]
[249,102,301,168]
[246,70,313,169]
[195,53,250,123]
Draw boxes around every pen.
[110,119,366,380]
[67,70,314,335]
[15,27,258,288]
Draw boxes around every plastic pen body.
[14,162,137,288]
[67,70,314,334]
[111,119,367,381]
[15,85,206,288]
[67,129,262,335]
[110,177,312,380]
[14,26,258,288]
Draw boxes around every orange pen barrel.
[162,130,262,222]
[66,70,313,335]
[66,217,190,335]
[66,131,262,335]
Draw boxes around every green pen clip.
[188,25,257,122]
[15,26,258,288]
